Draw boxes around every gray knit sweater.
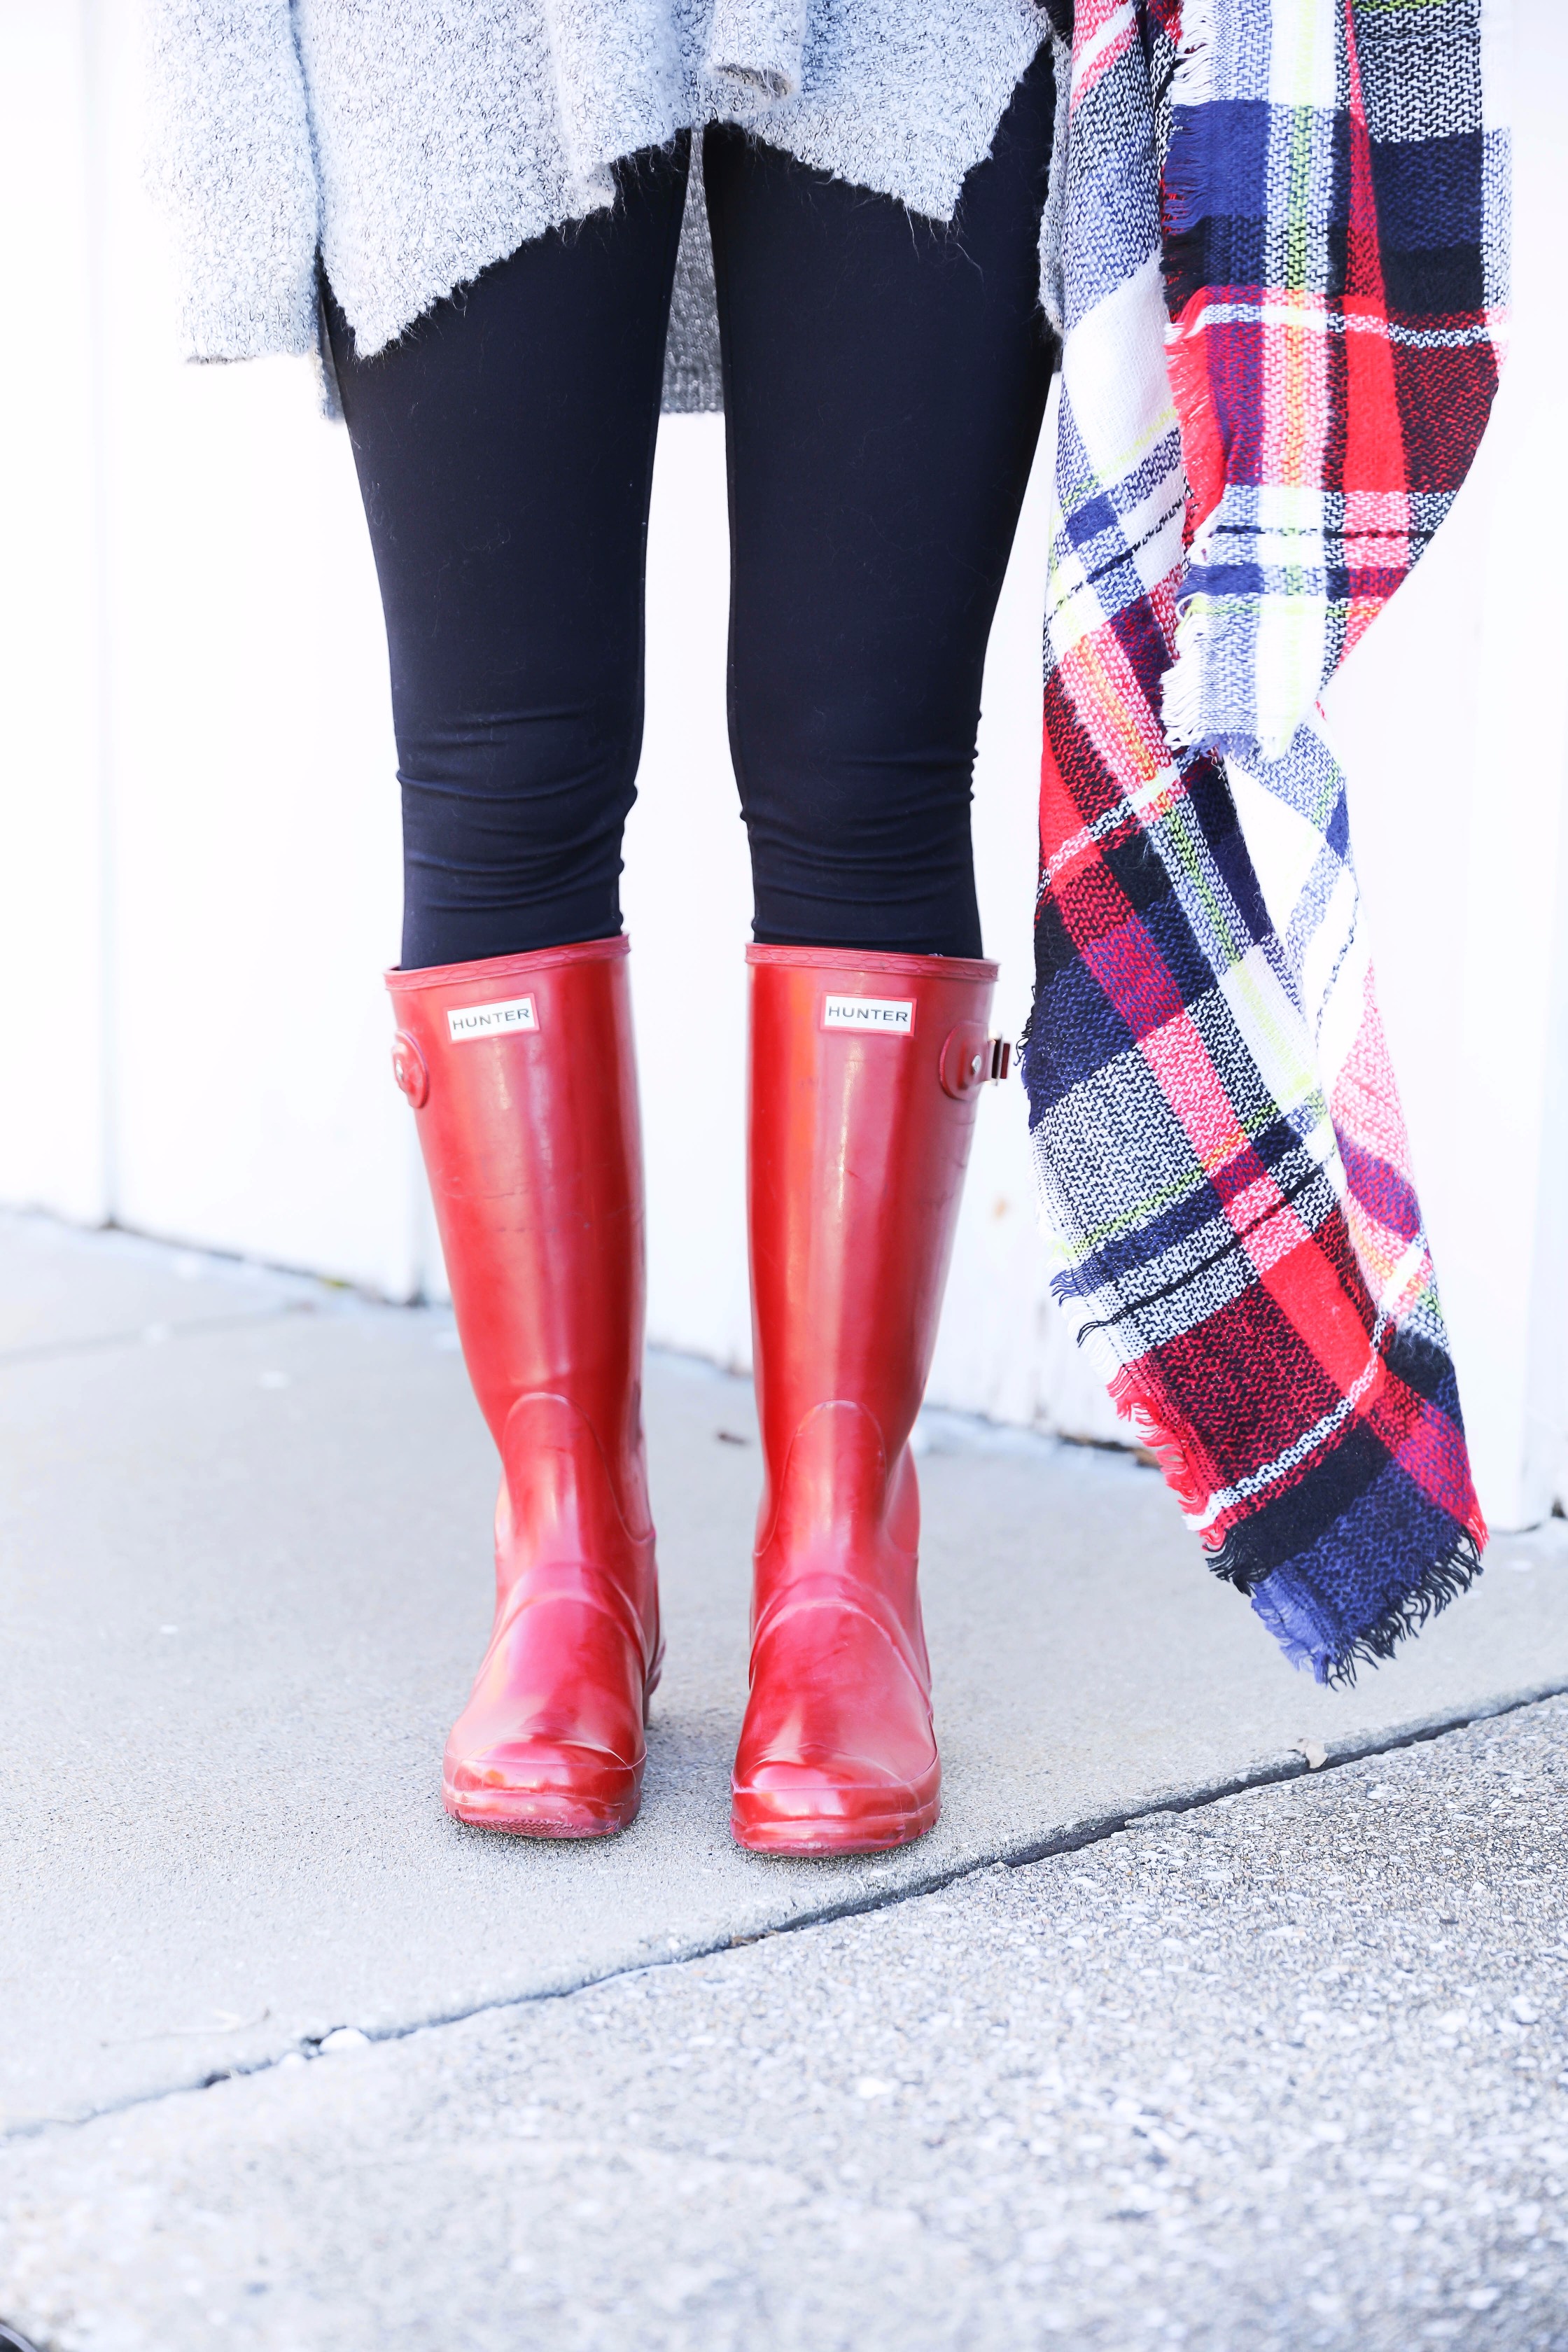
[145,0,1049,364]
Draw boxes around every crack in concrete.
[7,1676,1564,2152]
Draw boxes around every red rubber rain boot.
[386,937,660,1837]
[732,944,1008,1854]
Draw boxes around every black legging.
[327,54,1056,972]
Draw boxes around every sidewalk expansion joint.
[8,1674,1565,2150]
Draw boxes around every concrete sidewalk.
[4,1208,1567,2149]
[6,1690,1568,2348]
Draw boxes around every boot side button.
[939,1027,1010,1098]
[939,1024,986,1099]
[391,1031,430,1107]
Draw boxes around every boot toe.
[730,1755,940,1854]
[444,1737,643,1837]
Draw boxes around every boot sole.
[729,1788,940,1856]
[444,1779,642,1838]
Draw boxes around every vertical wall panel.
[1325,0,1568,1527]
[92,0,419,1297]
[0,1,109,1222]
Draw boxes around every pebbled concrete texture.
[4,1210,1568,2138]
[4,1695,1568,2350]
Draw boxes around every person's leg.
[327,142,689,967]
[704,52,1057,957]
[704,62,1056,1853]
[332,152,688,1837]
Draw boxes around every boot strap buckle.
[939,1027,1010,1099]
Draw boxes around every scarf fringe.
[1245,1527,1488,1690]
[1101,1354,1212,1523]
[1037,1198,1217,1526]
[1161,601,1209,750]
[1062,1245,1487,1692]
[1169,0,1214,110]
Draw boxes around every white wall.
[0,3,109,1227]
[2,0,1562,1520]
[1321,0,1568,1530]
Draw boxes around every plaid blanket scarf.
[1023,0,1510,1680]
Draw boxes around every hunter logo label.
[447,995,539,1042]
[822,995,914,1035]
